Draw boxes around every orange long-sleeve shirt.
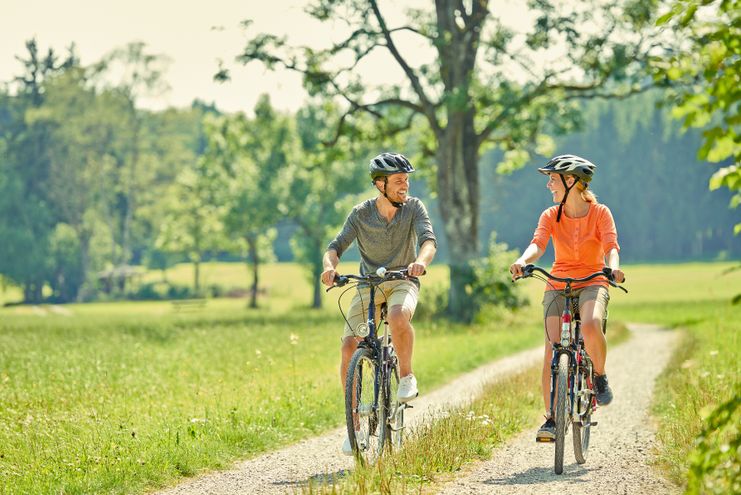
[530,203,620,290]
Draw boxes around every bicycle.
[327,267,416,464]
[514,265,627,474]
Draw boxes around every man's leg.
[388,305,414,377]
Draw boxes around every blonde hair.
[576,181,598,203]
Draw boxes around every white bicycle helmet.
[538,154,597,222]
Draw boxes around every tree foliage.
[227,0,667,320]
[654,0,741,234]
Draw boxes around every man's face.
[382,173,410,203]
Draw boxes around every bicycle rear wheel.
[573,358,593,464]
[380,354,403,452]
[345,348,382,465]
[554,352,570,475]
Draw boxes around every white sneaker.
[342,435,353,456]
[398,374,418,403]
[342,430,367,456]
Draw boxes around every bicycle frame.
[354,283,391,419]
[330,268,415,459]
[548,283,591,424]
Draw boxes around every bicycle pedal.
[536,437,555,443]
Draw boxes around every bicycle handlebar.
[327,267,423,292]
[516,265,628,293]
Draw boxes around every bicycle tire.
[573,357,593,464]
[345,348,382,465]
[554,352,569,475]
[380,353,403,452]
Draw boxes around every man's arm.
[408,240,436,277]
[321,249,341,287]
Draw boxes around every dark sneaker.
[536,417,556,442]
[594,374,614,405]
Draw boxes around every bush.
[468,233,529,314]
[417,234,528,322]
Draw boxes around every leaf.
[656,10,675,26]
[706,135,737,162]
[708,165,739,190]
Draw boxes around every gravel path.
[436,323,680,495]
[155,346,543,495]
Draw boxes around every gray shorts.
[542,285,610,325]
[342,280,419,339]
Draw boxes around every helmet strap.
[556,174,577,222]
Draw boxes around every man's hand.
[611,268,625,283]
[407,261,426,277]
[320,268,337,287]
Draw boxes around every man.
[320,152,437,455]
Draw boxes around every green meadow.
[0,261,738,494]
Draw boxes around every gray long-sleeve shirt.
[327,197,436,281]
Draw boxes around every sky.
[2,0,532,114]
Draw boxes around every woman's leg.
[579,287,609,374]
[542,316,561,414]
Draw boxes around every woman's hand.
[611,268,625,283]
[509,261,526,281]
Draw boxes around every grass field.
[0,263,540,495]
[0,261,738,494]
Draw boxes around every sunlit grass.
[0,261,738,493]
[0,262,539,495]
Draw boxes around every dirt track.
[156,324,679,495]
[436,324,680,495]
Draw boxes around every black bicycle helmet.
[369,152,415,181]
[369,152,415,208]
[538,154,597,222]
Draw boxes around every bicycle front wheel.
[554,352,570,475]
[345,348,382,465]
[380,354,403,453]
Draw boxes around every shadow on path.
[271,469,350,489]
[483,464,591,486]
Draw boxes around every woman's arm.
[510,243,545,280]
[605,248,625,283]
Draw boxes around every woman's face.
[546,173,574,203]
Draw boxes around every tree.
[96,43,170,280]
[226,0,664,319]
[31,67,127,300]
[156,159,227,294]
[654,0,740,234]
[209,96,291,308]
[289,102,369,308]
[0,39,76,302]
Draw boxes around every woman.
[509,154,625,442]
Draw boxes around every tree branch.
[369,0,441,135]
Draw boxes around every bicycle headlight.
[355,323,370,338]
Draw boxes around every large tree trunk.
[436,112,480,321]
[432,0,485,320]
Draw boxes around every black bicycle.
[327,267,415,464]
[515,265,627,474]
